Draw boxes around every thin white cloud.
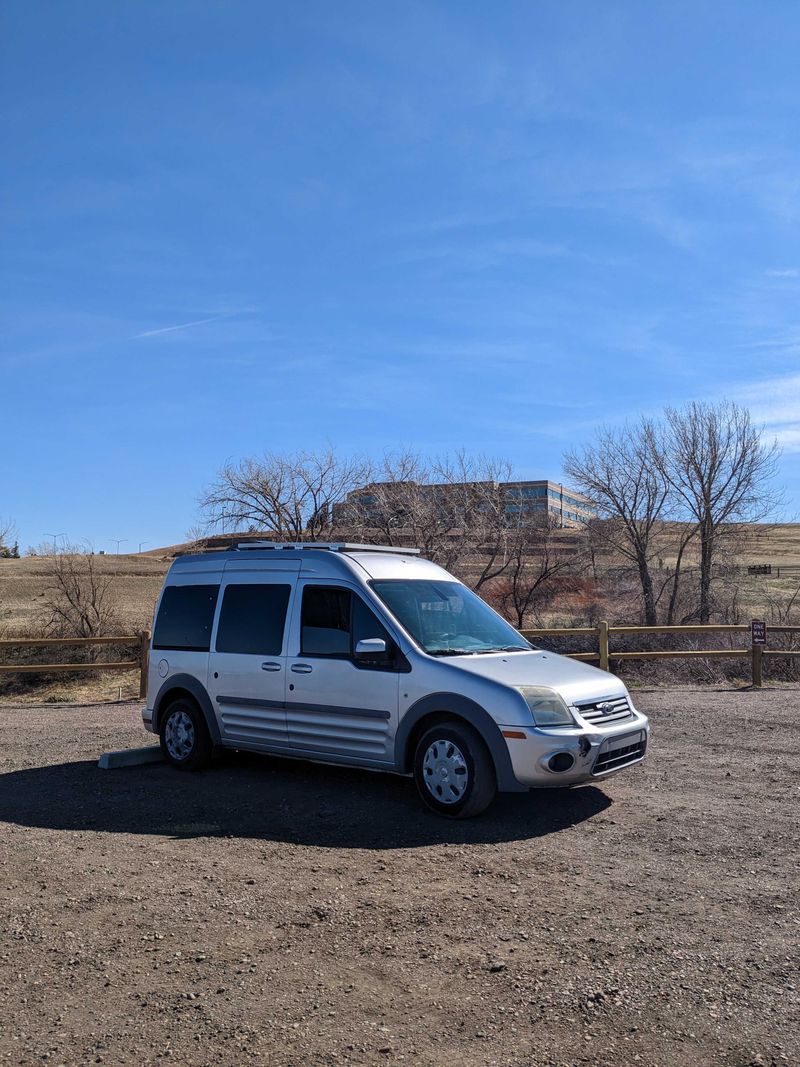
[773,427,800,451]
[766,268,800,278]
[735,372,800,454]
[135,315,226,339]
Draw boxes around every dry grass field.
[2,524,800,637]
[2,524,800,703]
[0,553,170,637]
[0,554,169,703]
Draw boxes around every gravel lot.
[0,690,797,1067]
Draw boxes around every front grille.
[574,695,633,727]
[592,736,647,775]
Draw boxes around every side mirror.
[355,637,388,659]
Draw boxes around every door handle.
[261,662,282,672]
[291,663,313,674]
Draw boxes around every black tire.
[413,721,497,818]
[159,697,213,771]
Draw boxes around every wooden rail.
[2,624,798,700]
[520,621,800,687]
[0,632,151,698]
[0,635,141,648]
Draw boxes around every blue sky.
[3,1,800,552]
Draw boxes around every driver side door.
[284,582,401,763]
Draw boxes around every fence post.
[598,619,609,672]
[752,640,763,689]
[139,630,151,699]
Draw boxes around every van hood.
[439,649,628,706]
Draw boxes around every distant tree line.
[197,400,782,628]
[0,401,783,647]
[565,401,782,625]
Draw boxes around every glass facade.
[336,479,593,527]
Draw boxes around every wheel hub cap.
[422,739,468,804]
[165,710,195,761]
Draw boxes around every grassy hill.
[3,523,800,638]
[2,524,799,702]
[0,553,170,637]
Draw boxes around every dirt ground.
[0,691,797,1067]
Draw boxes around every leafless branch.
[39,543,120,639]
[199,447,373,540]
[658,401,783,623]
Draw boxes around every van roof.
[230,541,421,555]
[166,543,452,582]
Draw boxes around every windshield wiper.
[426,648,481,657]
[476,645,531,653]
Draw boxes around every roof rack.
[231,541,421,556]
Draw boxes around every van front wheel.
[413,722,496,818]
[159,698,213,770]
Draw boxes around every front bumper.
[499,710,649,788]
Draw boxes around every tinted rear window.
[215,584,291,655]
[153,585,219,651]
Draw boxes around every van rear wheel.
[159,698,213,770]
[413,721,496,818]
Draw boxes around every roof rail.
[231,541,421,556]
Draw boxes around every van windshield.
[370,579,532,656]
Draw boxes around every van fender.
[152,673,221,745]
[395,693,527,793]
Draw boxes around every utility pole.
[45,532,65,554]
[111,538,127,555]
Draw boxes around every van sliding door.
[207,561,299,749]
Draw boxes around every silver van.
[143,542,649,817]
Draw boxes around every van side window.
[352,594,391,650]
[301,587,393,659]
[301,587,351,655]
[153,585,219,652]
[216,584,291,655]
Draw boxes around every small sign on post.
[751,619,766,688]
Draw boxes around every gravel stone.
[0,691,797,1066]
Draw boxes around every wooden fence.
[0,632,151,698]
[519,622,800,688]
[0,623,798,699]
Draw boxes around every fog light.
[548,752,575,773]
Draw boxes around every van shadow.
[0,751,612,849]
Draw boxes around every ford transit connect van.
[143,542,648,817]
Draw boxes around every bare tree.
[339,449,436,548]
[341,449,520,585]
[651,520,698,625]
[199,448,373,541]
[488,514,580,629]
[0,517,16,557]
[564,421,669,625]
[184,524,210,552]
[40,544,120,639]
[432,452,517,588]
[659,401,781,623]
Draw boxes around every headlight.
[517,686,575,727]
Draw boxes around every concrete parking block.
[98,746,163,769]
